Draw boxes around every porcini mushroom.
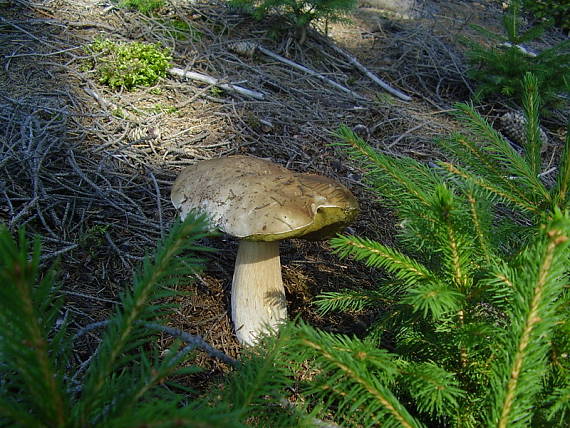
[171,156,359,345]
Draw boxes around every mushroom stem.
[231,240,287,345]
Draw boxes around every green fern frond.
[330,235,436,286]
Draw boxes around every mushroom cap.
[171,155,359,241]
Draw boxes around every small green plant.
[112,107,129,118]
[464,0,570,111]
[119,0,164,15]
[277,74,570,427]
[230,0,357,44]
[148,102,177,114]
[524,0,570,32]
[85,38,171,90]
[0,217,312,427]
[210,86,225,97]
[79,224,109,252]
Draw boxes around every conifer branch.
[13,269,68,426]
[490,215,569,427]
[444,208,467,290]
[447,103,550,202]
[440,162,540,214]
[335,125,432,206]
[545,384,570,423]
[79,216,211,422]
[445,134,539,203]
[315,289,394,314]
[75,320,238,366]
[427,185,473,293]
[0,228,68,426]
[326,71,569,426]
[400,362,465,417]
[331,235,435,285]
[521,73,542,176]
[464,187,493,264]
[0,399,46,427]
[552,129,570,209]
[142,322,239,366]
[401,282,463,320]
[301,336,421,428]
[1,221,313,427]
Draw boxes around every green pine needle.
[486,211,570,427]
[0,227,69,426]
[286,323,422,428]
[331,234,436,286]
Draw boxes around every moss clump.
[85,38,171,90]
[119,0,165,15]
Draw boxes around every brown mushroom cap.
[171,155,359,241]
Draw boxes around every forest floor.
[1,0,568,383]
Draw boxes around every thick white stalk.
[231,240,287,345]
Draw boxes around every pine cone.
[127,126,160,143]
[498,111,548,151]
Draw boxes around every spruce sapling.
[279,74,570,426]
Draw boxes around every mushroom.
[171,156,359,345]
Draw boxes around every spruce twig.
[319,37,412,101]
[78,216,211,423]
[0,228,69,426]
[488,213,570,427]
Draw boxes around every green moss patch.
[85,38,171,91]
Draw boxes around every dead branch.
[75,320,239,366]
[323,40,412,101]
[168,67,265,100]
[230,41,366,100]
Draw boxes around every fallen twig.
[142,322,239,367]
[168,67,265,100]
[324,40,412,101]
[229,41,366,100]
[75,320,239,366]
[499,42,537,57]
[83,86,117,111]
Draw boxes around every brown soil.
[1,0,567,380]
